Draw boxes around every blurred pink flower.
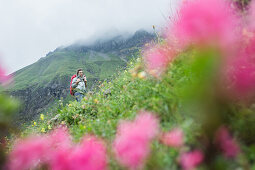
[8,136,49,170]
[229,57,255,97]
[143,44,175,78]
[48,127,72,149]
[113,111,159,169]
[7,128,74,170]
[49,148,72,170]
[161,128,184,148]
[7,129,108,170]
[47,128,73,170]
[172,0,238,51]
[215,126,240,158]
[179,150,204,170]
[69,136,107,170]
[223,36,255,101]
[133,111,160,139]
[0,65,11,84]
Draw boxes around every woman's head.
[76,68,84,77]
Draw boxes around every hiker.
[71,68,87,102]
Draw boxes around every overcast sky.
[0,0,179,74]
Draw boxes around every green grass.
[20,49,255,169]
[21,55,201,169]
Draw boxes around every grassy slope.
[23,54,201,169]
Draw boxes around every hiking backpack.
[70,74,77,95]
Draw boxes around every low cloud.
[0,0,179,73]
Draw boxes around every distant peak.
[134,29,151,36]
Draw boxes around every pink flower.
[161,128,184,148]
[222,36,255,101]
[143,44,175,78]
[7,128,74,170]
[171,0,238,52]
[113,111,159,169]
[215,126,240,158]
[50,149,71,170]
[0,65,11,84]
[69,136,107,170]
[48,127,72,149]
[47,128,73,170]
[229,57,255,97]
[8,136,50,170]
[133,111,160,139]
[179,150,204,170]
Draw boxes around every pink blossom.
[69,136,107,170]
[47,128,73,170]
[48,127,72,149]
[171,0,238,51]
[222,36,255,101]
[8,136,50,170]
[113,111,159,169]
[143,44,175,78]
[0,65,11,84]
[133,111,160,139]
[179,150,204,170]
[215,126,240,158]
[229,56,255,97]
[49,149,71,170]
[7,128,74,170]
[161,128,184,148]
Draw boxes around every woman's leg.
[74,92,83,102]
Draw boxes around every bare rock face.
[10,77,69,122]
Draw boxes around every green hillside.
[12,51,125,90]
[8,30,155,122]
[11,30,154,91]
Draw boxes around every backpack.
[70,74,77,95]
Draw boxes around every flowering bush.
[141,0,255,168]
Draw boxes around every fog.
[0,0,179,73]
